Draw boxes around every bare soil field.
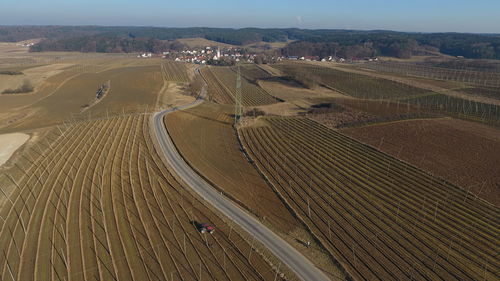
[0,63,70,93]
[240,116,499,281]
[0,114,286,281]
[0,54,170,133]
[0,65,163,133]
[0,133,29,166]
[0,67,81,111]
[342,118,500,206]
[0,42,29,55]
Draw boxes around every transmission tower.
[234,64,243,125]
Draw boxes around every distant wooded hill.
[1,26,499,59]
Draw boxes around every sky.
[1,0,499,33]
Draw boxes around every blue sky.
[1,0,499,33]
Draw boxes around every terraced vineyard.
[201,66,278,106]
[0,114,282,281]
[161,61,190,82]
[240,116,499,281]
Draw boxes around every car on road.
[198,223,215,234]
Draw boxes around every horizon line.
[0,24,499,36]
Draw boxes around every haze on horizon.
[1,0,499,34]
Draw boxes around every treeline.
[282,32,500,60]
[281,38,417,59]
[30,37,185,53]
[2,26,500,59]
[0,26,287,45]
[419,33,500,59]
[2,80,34,94]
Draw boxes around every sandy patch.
[157,82,196,109]
[0,133,29,166]
[253,101,308,116]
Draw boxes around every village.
[137,45,377,65]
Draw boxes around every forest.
[1,26,499,59]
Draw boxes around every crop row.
[162,61,191,82]
[239,116,499,281]
[200,67,235,104]
[274,62,500,126]
[362,61,500,87]
[0,114,278,281]
[234,64,274,81]
[202,66,278,106]
[402,93,500,126]
[274,63,430,100]
[460,86,500,100]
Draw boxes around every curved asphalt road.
[152,74,331,281]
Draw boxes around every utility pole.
[234,63,243,126]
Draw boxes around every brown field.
[0,66,80,109]
[0,55,164,119]
[0,63,71,93]
[2,47,498,281]
[0,64,164,133]
[342,118,500,206]
[239,116,499,281]
[0,114,288,281]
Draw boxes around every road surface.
[151,84,331,281]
